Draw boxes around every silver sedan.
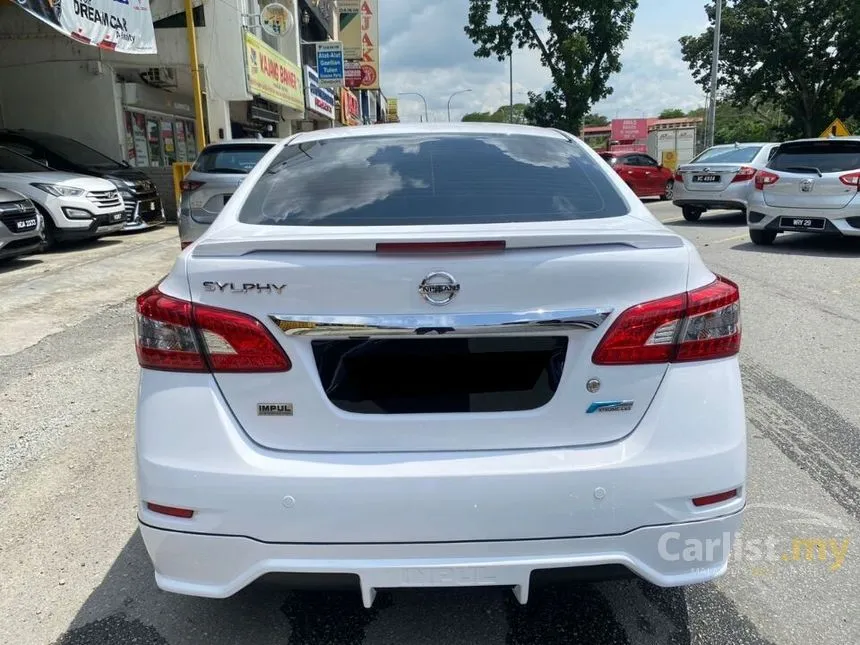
[673,143,780,221]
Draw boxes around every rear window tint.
[769,141,860,174]
[238,134,629,226]
[193,144,274,174]
[692,146,762,164]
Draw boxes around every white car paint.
[135,122,747,607]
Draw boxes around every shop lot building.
[0,0,356,214]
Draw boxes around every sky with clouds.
[378,0,712,124]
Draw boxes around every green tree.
[465,0,639,133]
[462,103,530,124]
[679,0,860,138]
[659,108,686,119]
[583,113,610,126]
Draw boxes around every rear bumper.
[141,510,744,607]
[136,357,747,599]
[747,203,860,236]
[673,181,753,211]
[672,198,747,212]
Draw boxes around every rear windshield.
[0,146,56,173]
[692,146,762,164]
[27,132,123,169]
[193,144,274,174]
[769,141,860,174]
[238,134,628,226]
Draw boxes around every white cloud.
[378,0,710,124]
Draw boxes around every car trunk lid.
[677,163,748,192]
[187,219,692,453]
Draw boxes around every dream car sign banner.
[12,0,157,54]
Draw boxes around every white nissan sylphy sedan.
[134,122,746,608]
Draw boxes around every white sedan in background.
[135,122,746,608]
[0,146,125,247]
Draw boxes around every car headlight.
[31,183,86,198]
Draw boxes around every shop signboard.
[610,118,649,141]
[316,41,344,88]
[244,32,304,111]
[356,0,379,90]
[304,66,336,120]
[338,0,362,60]
[12,0,157,54]
[340,88,360,126]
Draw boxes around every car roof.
[203,138,278,148]
[288,122,571,146]
[779,136,860,144]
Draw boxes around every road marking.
[659,217,684,224]
[709,233,749,245]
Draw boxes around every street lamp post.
[447,89,472,122]
[706,0,723,149]
[398,92,429,123]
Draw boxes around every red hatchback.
[599,152,675,200]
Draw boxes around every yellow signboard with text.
[244,32,304,112]
[357,0,380,90]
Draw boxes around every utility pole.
[705,0,723,149]
[509,48,514,123]
[184,0,206,152]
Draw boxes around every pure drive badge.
[257,403,294,416]
[586,400,634,413]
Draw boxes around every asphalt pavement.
[0,211,858,645]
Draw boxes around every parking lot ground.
[0,211,858,645]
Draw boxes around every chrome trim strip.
[271,308,613,337]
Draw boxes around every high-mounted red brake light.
[376,240,506,254]
[592,276,740,365]
[731,166,756,183]
[135,286,291,373]
[754,170,779,190]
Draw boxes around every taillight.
[754,170,779,190]
[180,179,205,192]
[135,286,291,373]
[592,276,740,365]
[731,166,756,182]
[838,171,860,189]
[674,171,683,182]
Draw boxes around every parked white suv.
[0,146,125,247]
[135,123,746,607]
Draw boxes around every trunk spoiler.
[192,230,685,257]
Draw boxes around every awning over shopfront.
[11,0,156,54]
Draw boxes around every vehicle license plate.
[779,217,825,230]
[693,174,720,183]
[17,218,37,229]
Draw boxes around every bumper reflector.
[692,489,739,507]
[146,502,194,518]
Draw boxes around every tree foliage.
[679,0,860,138]
[659,108,686,119]
[465,0,638,133]
[462,103,531,124]
[583,113,610,126]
